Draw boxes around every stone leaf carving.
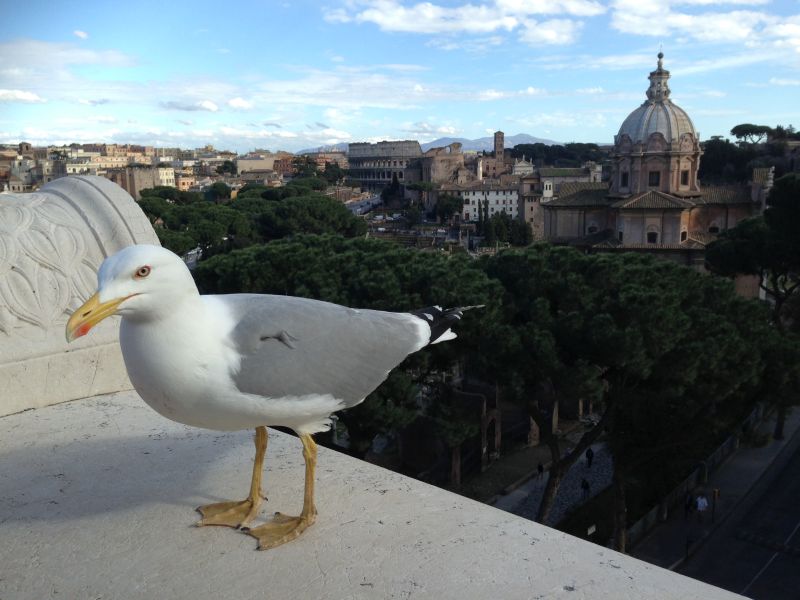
[0,199,87,336]
[0,175,159,357]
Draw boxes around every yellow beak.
[65,292,128,343]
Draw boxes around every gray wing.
[220,294,428,407]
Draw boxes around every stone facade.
[347,140,422,191]
[480,131,513,178]
[106,166,174,200]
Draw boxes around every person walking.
[581,478,591,501]
[684,491,694,520]
[585,446,594,468]
[537,462,544,482]
[696,493,709,523]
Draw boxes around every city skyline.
[1,0,798,153]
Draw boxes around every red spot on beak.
[77,323,92,338]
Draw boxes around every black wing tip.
[410,304,485,318]
[410,304,484,344]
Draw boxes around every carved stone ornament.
[679,134,695,153]
[0,175,159,416]
[646,133,667,153]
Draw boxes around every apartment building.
[450,183,520,222]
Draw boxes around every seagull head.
[66,244,198,342]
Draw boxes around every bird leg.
[243,433,318,550]
[196,426,268,528]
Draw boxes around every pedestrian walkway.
[631,408,800,570]
[493,443,613,526]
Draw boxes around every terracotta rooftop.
[558,181,609,197]
[612,191,695,210]
[544,183,610,208]
[539,167,588,178]
[696,185,752,205]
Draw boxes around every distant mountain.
[297,142,349,155]
[297,134,562,156]
[421,133,561,152]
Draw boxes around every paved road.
[679,433,800,599]
[494,443,613,526]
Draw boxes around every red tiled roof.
[611,191,695,210]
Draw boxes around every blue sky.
[1,0,798,153]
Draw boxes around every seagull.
[66,244,478,550]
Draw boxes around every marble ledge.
[0,391,743,600]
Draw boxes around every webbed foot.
[242,511,316,550]
[196,498,262,528]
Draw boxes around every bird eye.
[134,265,151,279]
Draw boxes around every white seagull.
[66,244,477,550]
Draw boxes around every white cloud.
[325,0,604,45]
[87,115,118,124]
[766,17,800,53]
[677,51,777,74]
[161,100,219,112]
[473,86,548,100]
[0,89,45,103]
[198,100,219,112]
[531,52,656,71]
[426,35,505,52]
[402,121,460,141]
[674,0,769,5]
[73,30,89,40]
[609,0,797,49]
[518,18,583,45]
[228,97,254,109]
[251,68,429,110]
[219,126,298,139]
[770,77,800,86]
[0,39,134,68]
[523,86,545,95]
[0,40,136,107]
[509,109,611,131]
[328,1,518,34]
[477,88,508,100]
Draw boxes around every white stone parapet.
[0,391,743,600]
[0,175,159,416]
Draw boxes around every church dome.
[616,53,697,145]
